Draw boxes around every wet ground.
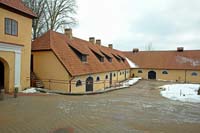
[0,80,200,133]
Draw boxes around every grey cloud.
[132,13,176,36]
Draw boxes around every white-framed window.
[5,18,18,36]
[113,73,116,77]
[162,70,168,74]
[76,80,82,87]
[138,70,143,73]
[191,72,198,76]
[96,76,100,81]
[105,75,108,79]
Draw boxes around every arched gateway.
[0,58,9,92]
[0,60,4,90]
[86,77,93,92]
[148,71,156,80]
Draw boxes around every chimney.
[96,39,101,45]
[65,28,72,39]
[177,47,184,52]
[108,44,113,49]
[89,37,95,44]
[133,48,139,53]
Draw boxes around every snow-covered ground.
[160,84,200,103]
[123,77,142,87]
[22,88,38,93]
[21,78,141,94]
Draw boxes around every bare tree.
[45,0,77,31]
[23,0,77,39]
[145,42,153,51]
[23,0,46,39]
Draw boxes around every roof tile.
[32,30,130,76]
[0,0,37,18]
[123,51,200,70]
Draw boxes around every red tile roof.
[123,50,200,70]
[32,30,130,76]
[0,0,37,18]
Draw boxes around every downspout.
[185,70,187,83]
[125,70,126,80]
[69,76,75,93]
[117,71,119,82]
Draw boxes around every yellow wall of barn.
[32,51,70,92]
[32,51,131,93]
[0,8,32,92]
[71,69,130,93]
[186,70,200,83]
[131,69,200,83]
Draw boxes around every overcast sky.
[73,0,200,51]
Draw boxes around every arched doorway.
[0,61,4,90]
[109,73,112,87]
[86,77,93,92]
[148,71,156,79]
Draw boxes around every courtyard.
[0,80,200,133]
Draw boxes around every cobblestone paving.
[0,80,200,133]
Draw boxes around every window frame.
[105,75,108,79]
[69,45,88,63]
[81,55,87,62]
[138,70,143,73]
[101,52,112,63]
[162,70,168,75]
[92,50,104,62]
[5,18,18,36]
[76,80,82,87]
[96,76,100,82]
[113,73,116,77]
[191,72,198,76]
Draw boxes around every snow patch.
[160,84,200,103]
[22,88,37,93]
[123,77,141,86]
[176,56,200,67]
[126,57,138,68]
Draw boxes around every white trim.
[0,43,22,53]
[14,52,21,88]
[0,42,22,89]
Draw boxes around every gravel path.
[0,80,200,133]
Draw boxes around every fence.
[31,78,127,92]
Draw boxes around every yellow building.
[0,0,36,93]
[32,29,130,93]
[124,48,200,83]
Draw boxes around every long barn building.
[124,48,200,83]
[31,29,131,93]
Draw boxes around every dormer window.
[69,45,88,62]
[112,54,121,62]
[81,55,87,62]
[5,18,18,36]
[91,50,104,62]
[117,55,125,62]
[101,52,112,62]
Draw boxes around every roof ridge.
[124,50,200,53]
[49,30,53,49]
